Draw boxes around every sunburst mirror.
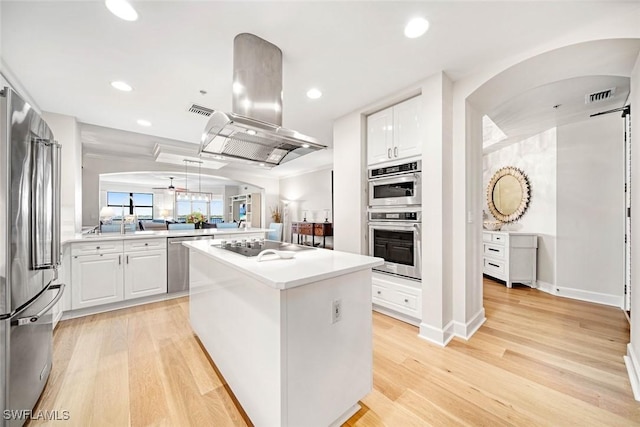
[487,166,531,223]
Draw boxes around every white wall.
[278,168,333,244]
[333,113,366,255]
[42,112,83,233]
[556,114,624,305]
[483,128,557,285]
[628,49,640,401]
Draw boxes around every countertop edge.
[62,228,271,245]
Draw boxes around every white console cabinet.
[482,231,537,288]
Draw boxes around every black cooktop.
[216,239,315,257]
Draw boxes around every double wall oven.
[368,160,422,281]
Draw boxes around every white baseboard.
[61,290,188,321]
[535,281,623,308]
[625,343,640,401]
[372,304,420,326]
[535,280,556,295]
[418,320,455,347]
[453,308,486,340]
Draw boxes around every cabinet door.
[71,253,124,309]
[393,96,422,160]
[367,107,393,165]
[124,249,167,299]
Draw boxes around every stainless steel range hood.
[200,33,326,167]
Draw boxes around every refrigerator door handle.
[31,138,62,270]
[15,283,65,326]
[0,273,56,321]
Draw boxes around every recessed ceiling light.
[246,130,257,135]
[404,17,430,38]
[105,0,138,22]
[110,81,133,92]
[259,163,265,167]
[137,119,151,127]
[306,88,322,99]
[302,143,310,148]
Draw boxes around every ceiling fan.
[152,177,186,193]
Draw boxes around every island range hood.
[200,33,326,167]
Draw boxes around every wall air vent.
[188,103,214,117]
[585,87,616,104]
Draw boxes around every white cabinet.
[70,238,167,310]
[372,273,422,324]
[367,96,422,165]
[482,231,538,288]
[123,237,167,299]
[71,252,124,309]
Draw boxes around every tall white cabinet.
[367,95,422,165]
[482,231,538,288]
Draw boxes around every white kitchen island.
[184,240,384,427]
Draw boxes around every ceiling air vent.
[585,87,616,104]
[188,103,214,117]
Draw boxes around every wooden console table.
[291,222,333,248]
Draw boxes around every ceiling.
[2,1,640,175]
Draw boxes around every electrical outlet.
[332,299,342,324]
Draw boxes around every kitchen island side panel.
[285,268,372,426]
[189,250,285,426]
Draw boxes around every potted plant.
[186,211,206,228]
[270,206,282,223]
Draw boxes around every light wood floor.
[30,277,640,426]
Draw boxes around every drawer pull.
[144,243,149,246]
[489,248,499,252]
[488,262,499,268]
[96,246,100,250]
[404,298,409,303]
[377,290,381,295]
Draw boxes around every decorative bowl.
[483,221,503,231]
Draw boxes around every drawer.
[298,223,313,234]
[483,257,505,275]
[72,240,123,256]
[314,223,333,236]
[483,243,505,259]
[124,238,167,252]
[492,234,507,244]
[372,276,422,318]
[482,232,492,242]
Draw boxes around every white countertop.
[184,239,384,290]
[62,228,271,244]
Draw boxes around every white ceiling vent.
[585,87,616,104]
[188,103,214,117]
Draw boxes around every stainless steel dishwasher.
[167,235,215,293]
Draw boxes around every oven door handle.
[368,222,420,231]
[368,172,421,184]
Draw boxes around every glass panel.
[191,201,208,215]
[134,207,153,220]
[372,229,414,266]
[132,193,153,206]
[373,182,415,199]
[107,192,129,206]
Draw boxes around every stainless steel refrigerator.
[0,87,65,426]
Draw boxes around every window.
[107,192,154,220]
[210,196,224,223]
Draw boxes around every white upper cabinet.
[367,108,393,165]
[367,96,422,166]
